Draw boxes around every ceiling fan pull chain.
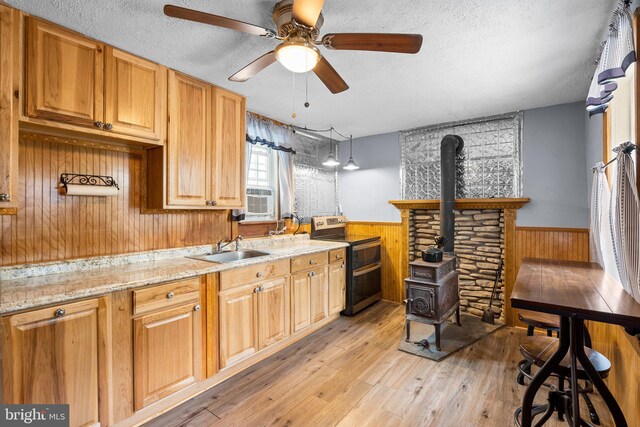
[291,72,297,119]
[305,69,310,108]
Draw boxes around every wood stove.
[405,256,461,351]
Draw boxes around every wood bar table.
[511,258,640,427]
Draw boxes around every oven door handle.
[352,240,381,252]
[353,262,382,277]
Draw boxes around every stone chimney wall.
[409,209,505,318]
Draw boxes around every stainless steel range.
[310,216,382,315]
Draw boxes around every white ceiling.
[8,0,616,138]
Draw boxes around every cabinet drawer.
[329,248,346,264]
[291,252,328,273]
[133,277,201,316]
[220,260,289,291]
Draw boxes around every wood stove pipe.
[440,135,464,254]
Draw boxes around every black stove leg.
[435,323,441,351]
[456,307,461,326]
[405,319,411,342]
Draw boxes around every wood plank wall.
[346,221,404,303]
[0,134,230,265]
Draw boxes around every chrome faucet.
[216,235,243,253]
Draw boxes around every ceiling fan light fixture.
[275,37,320,73]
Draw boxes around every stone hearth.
[409,209,504,318]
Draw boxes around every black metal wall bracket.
[59,173,119,191]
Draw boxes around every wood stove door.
[406,285,435,319]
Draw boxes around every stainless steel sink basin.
[188,250,271,264]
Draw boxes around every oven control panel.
[311,215,348,231]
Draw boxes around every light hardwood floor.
[147,301,612,427]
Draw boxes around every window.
[245,145,278,221]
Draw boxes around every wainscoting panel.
[0,135,230,265]
[346,221,404,303]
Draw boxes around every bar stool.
[517,310,561,386]
[515,336,611,426]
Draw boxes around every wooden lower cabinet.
[1,297,111,427]
[218,284,258,369]
[133,296,203,410]
[292,265,329,332]
[257,276,290,348]
[329,262,346,315]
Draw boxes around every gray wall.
[337,132,401,222]
[518,102,589,227]
[584,112,603,205]
[337,102,592,228]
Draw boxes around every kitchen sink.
[188,250,271,264]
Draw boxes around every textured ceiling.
[8,0,616,138]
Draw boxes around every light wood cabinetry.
[0,4,18,211]
[257,276,290,348]
[212,88,246,208]
[132,277,204,410]
[25,17,104,128]
[291,254,329,333]
[218,284,258,369]
[219,270,290,369]
[329,261,346,315]
[147,74,246,210]
[1,297,111,427]
[104,47,166,140]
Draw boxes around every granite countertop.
[0,236,348,314]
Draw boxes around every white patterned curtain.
[610,142,640,302]
[586,1,636,116]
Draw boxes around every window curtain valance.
[246,115,296,154]
[586,1,636,116]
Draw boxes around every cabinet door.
[25,17,104,127]
[329,262,346,315]
[257,276,290,349]
[0,5,17,209]
[218,285,258,368]
[2,298,110,427]
[133,302,202,410]
[166,71,211,207]
[310,266,329,323]
[291,271,311,333]
[211,88,245,208]
[104,47,166,141]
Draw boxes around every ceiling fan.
[164,0,423,94]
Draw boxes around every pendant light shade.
[343,135,359,170]
[323,128,340,167]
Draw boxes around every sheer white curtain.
[590,163,621,284]
[234,114,295,221]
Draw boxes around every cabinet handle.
[166,291,174,299]
[256,271,263,278]
[104,123,113,131]
[194,304,201,311]
[308,271,316,277]
[341,263,345,269]
[309,260,317,265]
[212,200,218,206]
[259,286,264,292]
[254,286,261,293]
[94,121,104,129]
[335,254,341,259]
[0,193,10,202]
[205,200,211,206]
[54,308,65,318]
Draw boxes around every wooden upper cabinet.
[166,70,211,207]
[0,5,17,211]
[25,17,104,128]
[2,297,111,427]
[212,88,246,208]
[104,47,166,140]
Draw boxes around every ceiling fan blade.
[164,4,275,37]
[313,56,348,94]
[229,51,277,82]
[321,33,423,54]
[292,0,325,27]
